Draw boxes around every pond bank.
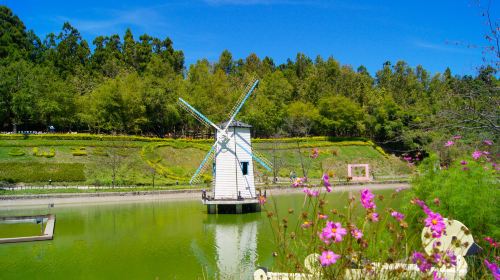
[0,183,410,209]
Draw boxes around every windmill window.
[240,162,249,175]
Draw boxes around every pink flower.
[301,221,312,229]
[412,251,432,272]
[403,156,412,162]
[351,228,363,239]
[462,167,469,171]
[258,195,266,205]
[484,139,493,146]
[472,150,483,160]
[318,214,328,220]
[292,177,306,187]
[453,135,462,140]
[360,189,376,210]
[302,187,319,197]
[485,237,499,248]
[460,160,467,165]
[322,173,332,192]
[319,250,340,267]
[484,259,500,280]
[318,232,331,245]
[445,250,457,267]
[413,198,431,214]
[368,212,379,222]
[311,148,319,159]
[444,141,454,147]
[395,187,405,193]
[321,221,347,243]
[391,211,405,222]
[424,212,446,238]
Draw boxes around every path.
[0,183,410,209]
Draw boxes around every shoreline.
[0,183,410,209]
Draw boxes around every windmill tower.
[178,80,272,214]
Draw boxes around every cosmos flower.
[484,139,493,146]
[485,237,499,248]
[360,189,376,210]
[432,271,445,280]
[484,259,500,280]
[322,173,332,192]
[424,212,446,238]
[444,141,454,147]
[292,177,306,187]
[258,195,266,205]
[319,250,340,267]
[368,212,379,222]
[460,160,467,165]
[318,213,328,220]
[472,150,483,160]
[391,211,405,222]
[321,221,347,243]
[351,228,363,240]
[301,221,312,229]
[302,187,319,197]
[453,135,462,140]
[412,251,432,272]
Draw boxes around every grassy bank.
[0,134,412,189]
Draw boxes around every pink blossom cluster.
[360,189,376,210]
[322,173,332,192]
[390,211,405,222]
[292,177,306,188]
[413,198,446,238]
[319,250,340,267]
[484,259,500,280]
[412,250,457,273]
[485,237,499,248]
[302,187,319,197]
[321,221,347,243]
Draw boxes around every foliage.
[0,5,497,154]
[7,148,24,156]
[0,162,85,182]
[407,154,499,239]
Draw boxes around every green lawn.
[0,135,412,188]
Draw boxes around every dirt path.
[0,183,410,209]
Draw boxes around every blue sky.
[3,0,498,75]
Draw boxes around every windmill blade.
[178,98,225,134]
[235,142,272,172]
[190,144,216,184]
[224,80,259,131]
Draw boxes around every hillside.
[0,134,412,188]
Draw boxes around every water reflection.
[201,214,260,279]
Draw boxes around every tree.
[0,6,30,60]
[318,95,365,136]
[285,101,320,136]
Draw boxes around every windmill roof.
[218,120,252,128]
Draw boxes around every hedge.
[0,163,86,182]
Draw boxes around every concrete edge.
[0,214,55,244]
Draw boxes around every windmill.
[178,79,272,214]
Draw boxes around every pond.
[0,189,402,279]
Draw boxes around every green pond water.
[0,189,402,279]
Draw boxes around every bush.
[0,162,86,182]
[71,147,87,156]
[7,148,25,156]
[406,154,499,238]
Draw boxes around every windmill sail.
[224,80,259,131]
[190,144,216,184]
[178,98,224,134]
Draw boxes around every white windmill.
[178,79,272,214]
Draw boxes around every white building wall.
[214,126,256,199]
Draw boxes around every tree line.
[0,6,498,153]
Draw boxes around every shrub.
[0,163,85,182]
[71,147,87,156]
[7,148,25,156]
[406,154,499,239]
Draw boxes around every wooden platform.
[202,199,261,214]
